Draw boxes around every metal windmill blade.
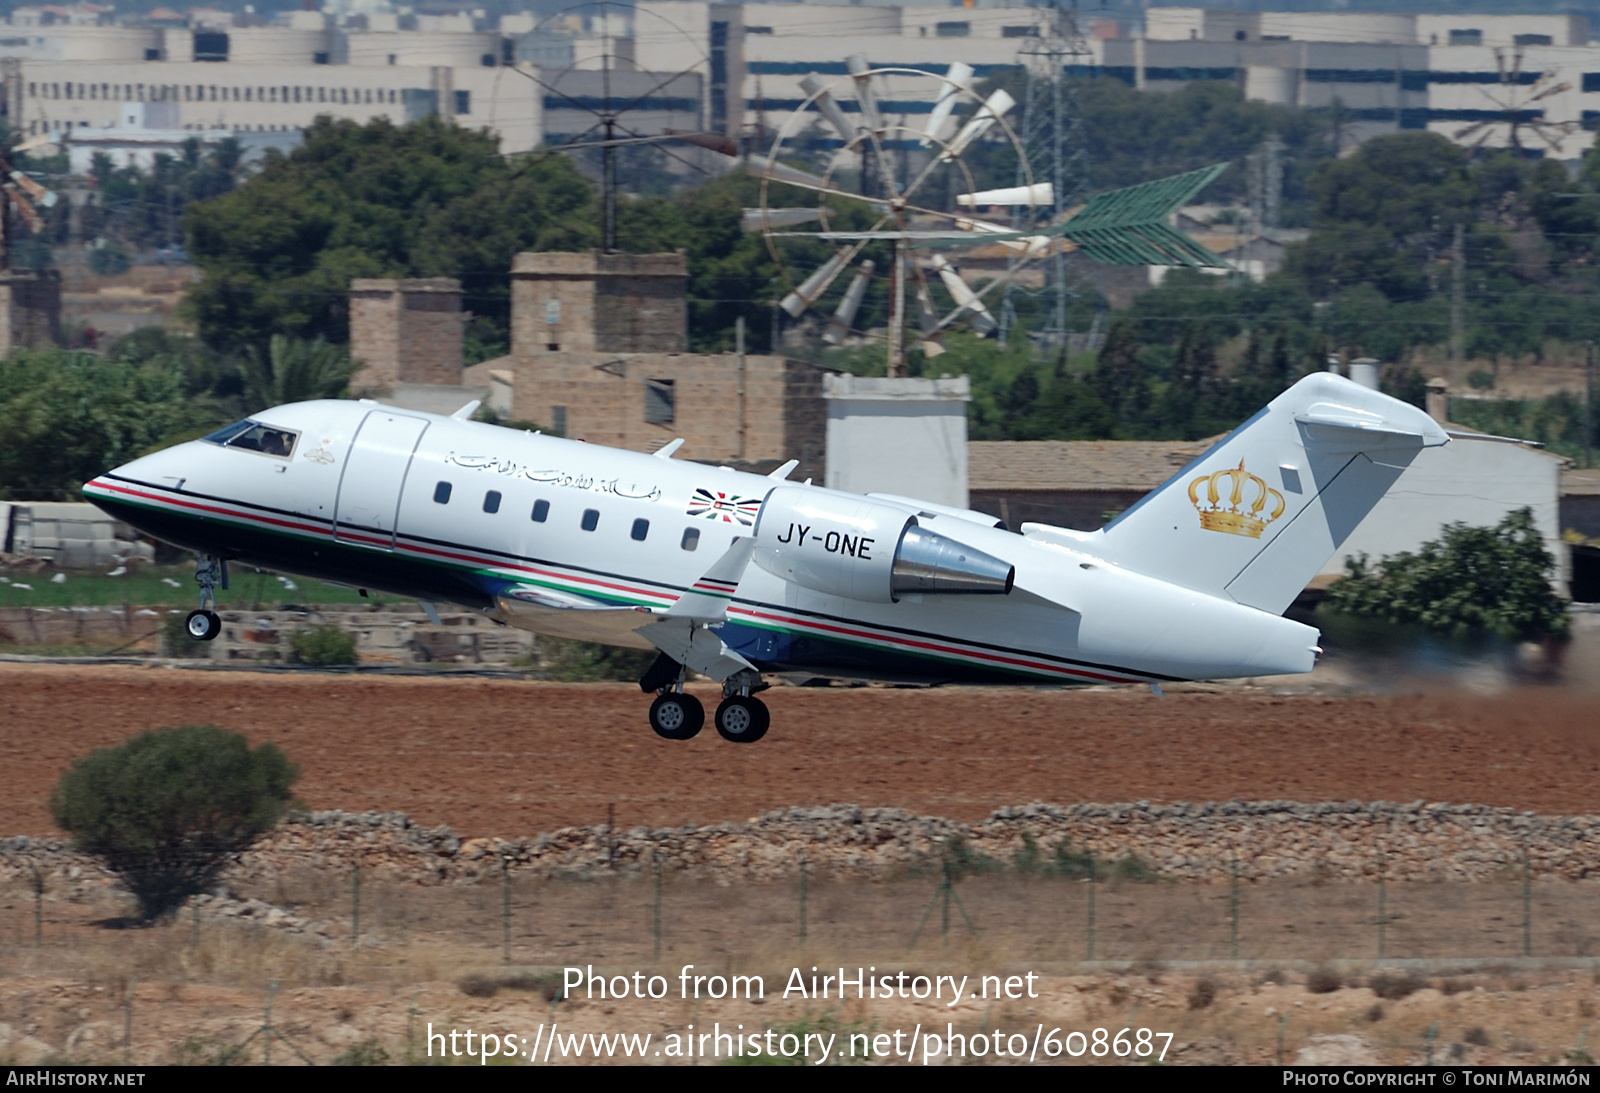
[921,63,973,148]
[823,260,875,345]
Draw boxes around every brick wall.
[508,351,826,468]
[349,277,464,391]
[511,252,687,356]
[0,270,61,356]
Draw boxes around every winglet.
[666,536,756,620]
[767,459,799,480]
[450,400,481,420]
[654,438,686,459]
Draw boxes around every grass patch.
[0,564,379,610]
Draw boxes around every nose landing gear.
[184,555,225,643]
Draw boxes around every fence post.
[191,896,200,950]
[502,857,512,966]
[798,856,808,944]
[351,863,360,950]
[123,977,138,1064]
[652,852,662,960]
[1229,859,1239,961]
[1377,854,1387,961]
[1086,856,1097,962]
[29,863,43,949]
[1522,848,1532,958]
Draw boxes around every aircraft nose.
[88,443,192,492]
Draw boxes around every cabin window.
[631,518,649,541]
[680,527,700,551]
[483,490,501,514]
[581,508,599,531]
[532,499,550,522]
[433,481,452,504]
[202,419,297,458]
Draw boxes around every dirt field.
[3,663,1598,838]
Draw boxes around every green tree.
[1287,132,1474,302]
[184,117,593,353]
[241,334,357,407]
[49,726,300,922]
[0,349,227,500]
[90,138,242,251]
[1324,508,1568,642]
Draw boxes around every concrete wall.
[2,501,153,568]
[1316,436,1567,591]
[822,374,969,508]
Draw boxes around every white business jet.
[84,373,1446,743]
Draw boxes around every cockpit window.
[203,420,298,458]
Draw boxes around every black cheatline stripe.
[720,598,1184,684]
[109,476,1176,683]
[108,473,693,599]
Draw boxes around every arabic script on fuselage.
[444,452,663,502]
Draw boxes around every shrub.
[1187,977,1218,1010]
[49,726,299,922]
[1324,508,1569,643]
[331,1039,390,1066]
[288,624,358,666]
[1369,971,1426,1000]
[1306,967,1342,994]
[160,611,210,658]
[88,246,132,276]
[536,637,656,682]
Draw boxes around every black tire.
[185,609,222,642]
[714,696,770,743]
[649,692,704,740]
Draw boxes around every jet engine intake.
[752,486,1014,603]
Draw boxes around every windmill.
[1451,48,1576,157]
[749,61,1234,376]
[0,133,59,272]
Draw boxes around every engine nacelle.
[752,486,1014,603]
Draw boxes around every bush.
[288,624,358,666]
[49,726,299,922]
[1306,967,1342,994]
[535,637,656,682]
[1369,971,1427,1000]
[88,246,132,276]
[161,611,210,658]
[1188,977,1218,1010]
[1324,508,1569,643]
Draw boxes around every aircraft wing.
[638,536,759,681]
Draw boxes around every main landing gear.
[640,658,770,743]
[184,555,225,642]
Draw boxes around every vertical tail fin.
[1098,374,1449,614]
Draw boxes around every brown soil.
[3,663,1598,838]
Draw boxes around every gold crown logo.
[1188,459,1286,539]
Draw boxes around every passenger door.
[334,410,429,550]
